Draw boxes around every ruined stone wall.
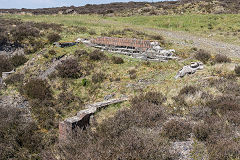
[59,97,128,142]
[91,37,151,51]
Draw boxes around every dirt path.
[144,28,240,58]
[100,19,240,58]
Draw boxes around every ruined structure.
[78,37,177,61]
[175,62,204,78]
[59,97,128,142]
[53,41,79,48]
[2,70,15,80]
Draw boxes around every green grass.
[105,14,240,44]
[107,14,240,32]
[3,13,240,121]
[5,14,240,45]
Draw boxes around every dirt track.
[101,19,240,58]
[144,28,240,58]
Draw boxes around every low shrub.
[58,91,78,105]
[111,56,124,64]
[89,50,106,61]
[234,65,240,76]
[75,49,88,57]
[48,49,56,55]
[208,139,240,160]
[78,26,87,33]
[193,123,211,141]
[56,59,82,78]
[129,92,167,127]
[0,55,13,76]
[128,69,137,79]
[128,69,137,75]
[29,99,57,130]
[162,119,192,141]
[4,73,24,85]
[10,55,28,68]
[11,24,40,42]
[130,74,137,79]
[0,32,8,46]
[92,72,106,83]
[205,95,240,114]
[214,54,231,63]
[23,79,52,100]
[194,49,211,63]
[88,29,96,35]
[179,85,198,95]
[0,105,44,159]
[151,35,164,41]
[143,91,166,105]
[81,78,90,86]
[47,33,61,44]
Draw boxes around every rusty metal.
[90,37,151,51]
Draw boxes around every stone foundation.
[59,97,128,142]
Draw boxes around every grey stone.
[59,97,128,141]
[79,37,177,61]
[171,140,194,160]
[175,62,204,79]
[2,69,15,80]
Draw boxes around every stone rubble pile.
[175,62,204,78]
[77,37,178,61]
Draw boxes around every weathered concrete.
[79,37,177,61]
[2,70,15,80]
[59,97,128,141]
[38,54,66,80]
[175,62,204,78]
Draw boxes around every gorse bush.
[214,54,231,63]
[10,54,28,67]
[23,79,52,100]
[56,59,82,78]
[47,33,61,44]
[195,49,211,63]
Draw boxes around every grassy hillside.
[5,14,240,45]
[0,14,240,159]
